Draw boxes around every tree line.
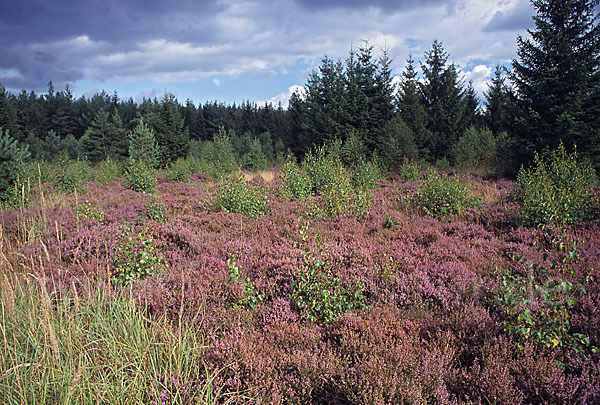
[1,0,598,178]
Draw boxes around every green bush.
[399,158,424,182]
[141,197,168,223]
[302,146,339,193]
[514,143,597,226]
[128,119,160,169]
[165,158,192,182]
[415,170,478,218]
[492,228,597,353]
[53,158,92,194]
[351,158,380,191]
[76,199,105,223]
[280,156,312,200]
[123,158,157,194]
[291,228,366,324]
[451,126,497,169]
[112,226,165,284]
[227,255,265,309]
[0,129,30,199]
[241,138,268,171]
[96,158,122,184]
[214,173,269,218]
[210,127,238,176]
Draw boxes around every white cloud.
[213,78,221,87]
[258,84,306,108]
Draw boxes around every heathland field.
[1,153,599,404]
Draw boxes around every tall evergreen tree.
[419,40,466,160]
[0,84,20,141]
[484,65,515,135]
[396,55,431,158]
[128,119,160,169]
[512,0,600,168]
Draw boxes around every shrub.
[112,226,165,284]
[451,126,497,169]
[214,173,269,218]
[280,156,312,200]
[399,158,424,182]
[415,170,479,218]
[340,130,367,166]
[122,158,156,194]
[165,158,192,182]
[0,129,30,199]
[141,197,168,223]
[76,199,105,223]
[514,143,597,226]
[302,146,338,193]
[351,158,380,191]
[492,228,597,354]
[291,227,366,324]
[96,158,122,184]
[210,127,238,176]
[53,158,92,194]
[227,255,265,309]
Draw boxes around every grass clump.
[0,274,238,404]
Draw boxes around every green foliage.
[0,129,31,199]
[96,158,122,184]
[209,127,238,176]
[123,158,157,194]
[113,226,165,284]
[76,199,105,223]
[280,156,312,200]
[53,158,92,194]
[451,126,497,169]
[291,222,366,324]
[214,173,269,218]
[165,158,192,182]
[376,116,419,171]
[128,119,160,169]
[415,170,479,218]
[340,130,367,166]
[241,138,267,171]
[399,158,424,182]
[227,255,265,309]
[142,197,168,223]
[302,146,340,193]
[514,143,597,226]
[493,228,597,354]
[350,158,380,191]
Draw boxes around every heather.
[1,165,599,404]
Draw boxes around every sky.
[0,0,535,107]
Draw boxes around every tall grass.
[0,269,240,404]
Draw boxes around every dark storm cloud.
[293,0,453,11]
[483,0,534,32]
[0,0,225,90]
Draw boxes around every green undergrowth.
[0,275,241,404]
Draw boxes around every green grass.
[0,272,242,404]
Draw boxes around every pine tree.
[0,128,30,197]
[419,40,466,160]
[484,65,515,135]
[79,109,113,163]
[128,119,160,169]
[512,0,600,168]
[462,81,481,129]
[396,55,431,158]
[0,84,20,141]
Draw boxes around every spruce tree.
[484,65,515,135]
[128,119,160,169]
[397,55,431,158]
[419,40,466,160]
[512,0,600,168]
[0,129,30,197]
